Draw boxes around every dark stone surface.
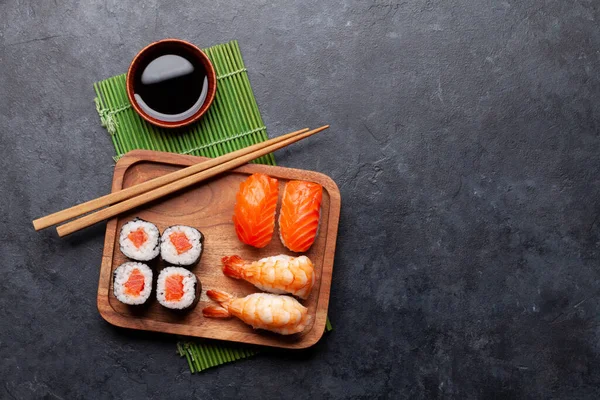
[1,0,599,398]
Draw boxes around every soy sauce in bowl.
[127,39,217,129]
[134,54,208,122]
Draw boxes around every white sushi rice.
[113,262,153,305]
[119,219,160,261]
[156,267,198,309]
[160,225,203,266]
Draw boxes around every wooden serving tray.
[98,149,341,349]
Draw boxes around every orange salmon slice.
[128,228,148,249]
[124,268,145,296]
[232,173,279,248]
[169,232,192,254]
[165,274,184,301]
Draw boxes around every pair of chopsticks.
[33,125,329,237]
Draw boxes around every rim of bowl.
[126,39,217,129]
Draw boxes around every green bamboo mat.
[94,40,331,374]
[94,40,275,165]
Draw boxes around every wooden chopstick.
[33,127,311,231]
[55,125,329,237]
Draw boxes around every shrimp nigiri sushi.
[279,180,323,252]
[222,254,315,299]
[203,290,311,335]
[232,173,279,248]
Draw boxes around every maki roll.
[156,267,200,310]
[113,262,153,305]
[160,225,203,267]
[119,218,160,261]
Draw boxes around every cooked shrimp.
[203,290,311,335]
[221,254,315,299]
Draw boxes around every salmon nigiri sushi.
[232,173,279,248]
[279,180,323,252]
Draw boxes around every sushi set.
[31,40,339,351]
[97,149,340,349]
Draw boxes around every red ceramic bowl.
[126,39,217,129]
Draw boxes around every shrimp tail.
[221,255,245,279]
[202,305,231,318]
[206,289,234,304]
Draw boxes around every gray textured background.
[1,1,600,399]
